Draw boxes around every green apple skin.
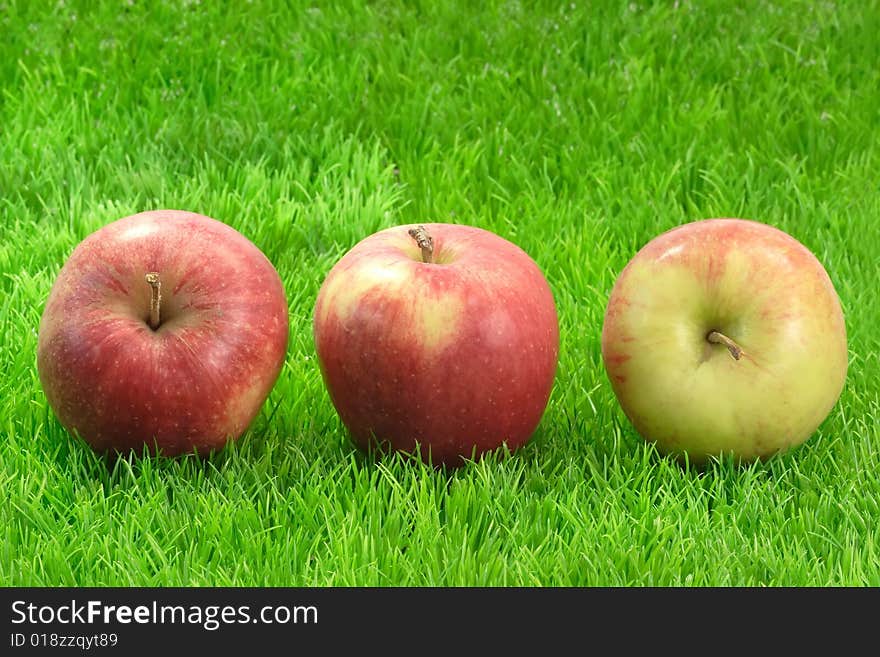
[601,218,848,463]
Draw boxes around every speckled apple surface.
[37,210,290,455]
[602,218,848,462]
[313,223,560,466]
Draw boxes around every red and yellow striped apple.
[313,224,559,466]
[37,210,289,456]
[601,218,848,463]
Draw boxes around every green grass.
[2,0,879,586]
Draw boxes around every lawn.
[2,0,878,586]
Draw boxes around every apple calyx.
[145,272,162,330]
[407,225,434,264]
[707,330,743,361]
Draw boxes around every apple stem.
[707,330,743,361]
[145,272,162,329]
[407,225,434,264]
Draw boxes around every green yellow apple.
[601,218,848,463]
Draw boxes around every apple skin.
[601,218,848,463]
[313,223,559,467]
[37,210,289,456]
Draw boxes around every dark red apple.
[37,210,289,456]
[313,223,559,466]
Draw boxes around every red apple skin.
[601,218,848,463]
[37,210,289,456]
[313,223,559,467]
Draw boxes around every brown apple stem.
[145,272,161,329]
[707,330,743,361]
[407,225,434,264]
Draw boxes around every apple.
[601,218,848,463]
[37,209,289,456]
[313,223,559,466]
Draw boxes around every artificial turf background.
[2,0,878,586]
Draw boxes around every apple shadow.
[652,442,802,474]
[42,423,248,493]
[351,431,533,474]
